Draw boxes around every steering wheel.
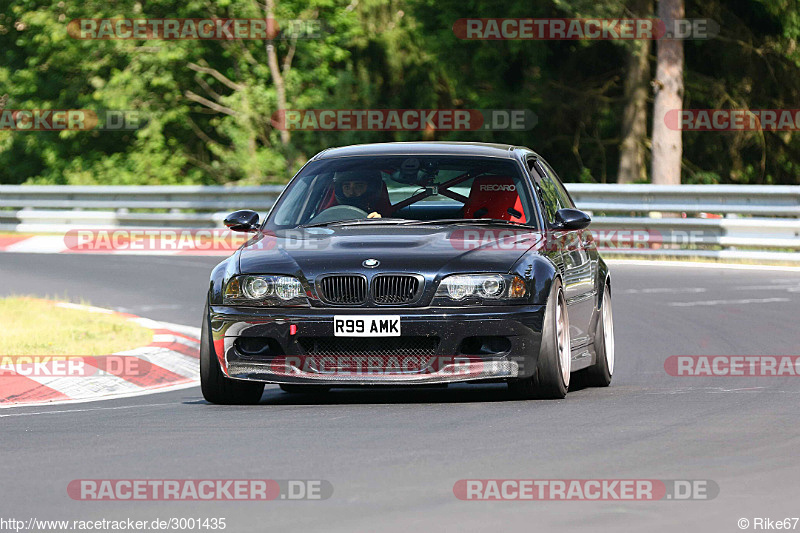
[307,204,369,224]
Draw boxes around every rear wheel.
[583,283,614,387]
[508,277,571,400]
[279,384,331,395]
[200,304,264,405]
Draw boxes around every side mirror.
[224,210,260,232]
[553,208,591,230]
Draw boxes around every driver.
[332,171,386,218]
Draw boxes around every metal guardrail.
[567,183,800,216]
[1,183,800,262]
[0,185,285,230]
[567,184,800,262]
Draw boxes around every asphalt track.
[1,253,799,532]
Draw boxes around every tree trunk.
[265,0,291,149]
[617,0,652,184]
[650,0,684,185]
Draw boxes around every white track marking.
[132,319,200,339]
[54,302,114,314]
[0,402,177,417]
[668,297,791,307]
[0,381,200,410]
[621,287,707,294]
[4,236,68,253]
[607,259,800,272]
[151,334,200,348]
[164,323,202,338]
[733,285,800,292]
[645,387,800,395]
[115,304,184,313]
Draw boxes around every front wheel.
[508,277,571,400]
[200,304,265,405]
[583,283,614,387]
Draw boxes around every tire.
[279,384,331,394]
[200,304,264,405]
[508,277,571,400]
[583,283,614,387]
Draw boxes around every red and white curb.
[0,234,232,256]
[0,302,201,408]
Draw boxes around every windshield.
[265,156,538,230]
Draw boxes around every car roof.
[312,142,539,161]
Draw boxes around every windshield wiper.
[298,218,408,229]
[401,218,525,226]
[298,218,529,229]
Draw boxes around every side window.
[528,159,561,224]
[274,173,321,226]
[539,161,575,209]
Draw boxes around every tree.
[4,0,800,186]
[650,0,684,184]
[617,0,652,184]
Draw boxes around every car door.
[527,158,595,349]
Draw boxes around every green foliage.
[1,0,800,185]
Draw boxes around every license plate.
[334,315,401,337]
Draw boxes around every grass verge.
[0,297,153,356]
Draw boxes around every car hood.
[237,224,544,279]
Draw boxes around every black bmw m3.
[201,142,614,403]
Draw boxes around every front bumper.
[210,305,545,385]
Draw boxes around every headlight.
[244,276,272,299]
[224,275,308,306]
[435,273,527,303]
[274,276,303,300]
[445,275,478,300]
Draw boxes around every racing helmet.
[332,170,383,212]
